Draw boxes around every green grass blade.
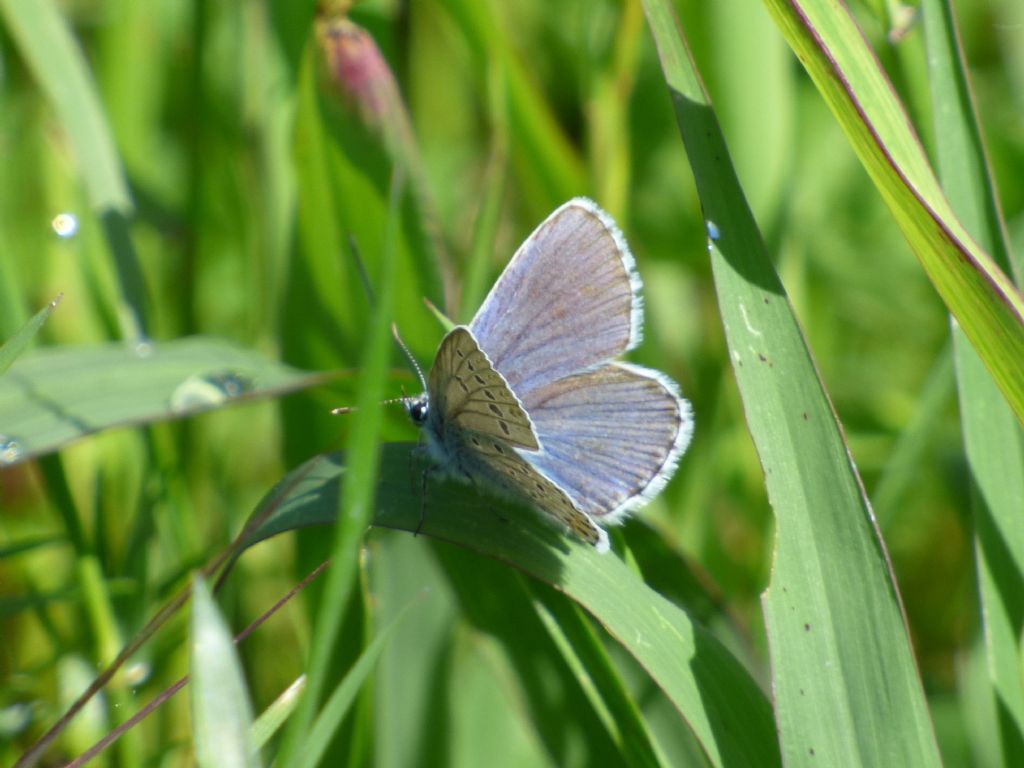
[530,585,666,767]
[369,534,457,768]
[922,0,1024,760]
[0,337,336,465]
[434,544,625,763]
[190,575,260,768]
[240,445,777,768]
[641,1,942,765]
[441,0,588,214]
[275,176,401,768]
[760,0,1024,424]
[0,0,148,338]
[0,0,129,213]
[0,294,61,376]
[297,600,418,768]
[251,677,305,751]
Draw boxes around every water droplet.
[169,372,250,413]
[705,220,721,242]
[51,212,79,239]
[205,372,249,398]
[123,660,151,687]
[134,341,153,358]
[0,436,23,466]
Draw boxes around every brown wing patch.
[428,327,539,450]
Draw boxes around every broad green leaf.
[921,0,1024,761]
[760,0,1024,424]
[190,576,260,768]
[0,336,337,465]
[0,294,61,376]
[641,1,941,765]
[240,445,777,768]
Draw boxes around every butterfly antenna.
[331,395,411,416]
[391,323,427,391]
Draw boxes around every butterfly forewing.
[429,326,539,451]
[469,199,641,399]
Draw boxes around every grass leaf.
[642,1,942,764]
[0,337,337,464]
[0,293,61,376]
[922,0,1024,759]
[760,0,1024,423]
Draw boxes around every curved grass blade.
[0,336,339,464]
[641,1,942,764]
[240,444,778,768]
[760,0,1024,424]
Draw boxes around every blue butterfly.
[405,199,693,552]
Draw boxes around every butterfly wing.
[428,326,539,451]
[469,198,641,397]
[521,362,693,523]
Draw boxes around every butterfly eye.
[406,398,429,426]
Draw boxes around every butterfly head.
[404,394,430,427]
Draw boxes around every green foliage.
[1,0,1021,766]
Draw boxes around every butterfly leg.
[415,464,430,537]
[407,442,424,497]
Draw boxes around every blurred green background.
[1,0,1021,764]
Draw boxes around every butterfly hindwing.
[454,432,609,552]
[521,362,693,522]
[428,326,539,451]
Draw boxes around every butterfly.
[403,198,693,553]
